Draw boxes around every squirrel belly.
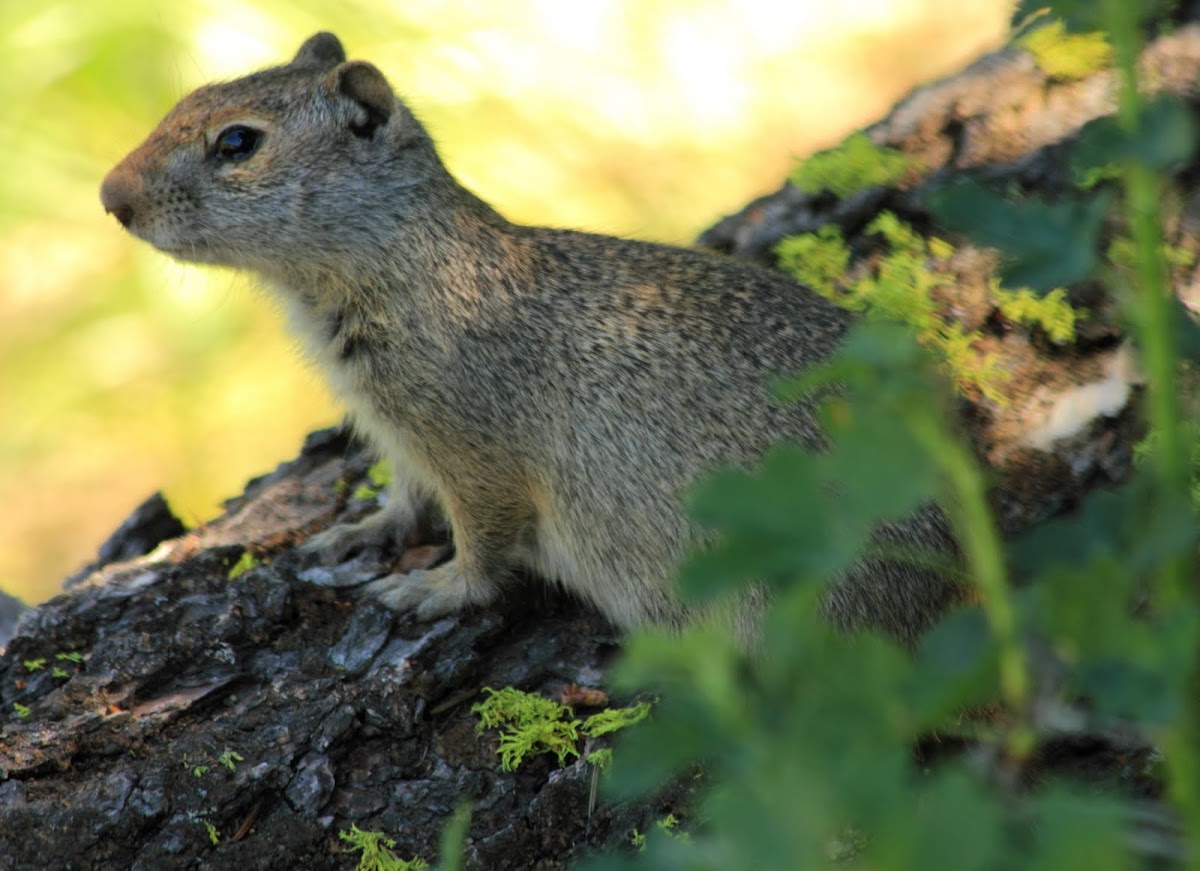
[101,32,962,643]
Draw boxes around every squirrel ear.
[293,32,346,68]
[326,61,394,138]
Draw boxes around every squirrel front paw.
[364,562,498,620]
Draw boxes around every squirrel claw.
[364,564,497,620]
[302,514,404,564]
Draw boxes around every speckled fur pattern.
[101,33,961,644]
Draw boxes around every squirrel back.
[101,33,960,643]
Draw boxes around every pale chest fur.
[278,287,438,492]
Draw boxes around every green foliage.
[203,820,220,846]
[991,284,1077,343]
[1072,99,1197,180]
[226,552,260,580]
[1108,237,1197,276]
[367,460,393,489]
[589,5,1200,868]
[218,749,244,771]
[927,178,1111,292]
[472,688,652,771]
[54,651,84,664]
[1134,420,1200,507]
[23,659,45,672]
[472,686,582,770]
[1018,20,1112,80]
[587,748,614,771]
[774,226,849,298]
[581,701,652,737]
[790,132,920,198]
[631,815,689,854]
[437,804,472,871]
[775,214,1010,401]
[339,825,429,871]
[13,702,30,719]
[1012,0,1175,32]
[352,460,395,501]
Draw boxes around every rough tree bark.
[4,16,1200,870]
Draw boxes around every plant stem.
[912,418,1029,742]
[1104,0,1200,844]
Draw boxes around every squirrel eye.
[213,125,262,162]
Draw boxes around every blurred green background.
[0,0,1009,604]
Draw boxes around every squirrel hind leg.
[363,561,499,620]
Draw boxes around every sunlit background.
[1,0,1011,604]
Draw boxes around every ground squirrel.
[101,32,960,643]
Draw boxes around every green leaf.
[602,693,728,799]
[927,179,1110,291]
[1012,0,1173,31]
[1008,485,1132,576]
[1011,476,1194,581]
[909,608,1000,727]
[1071,99,1197,179]
[1027,788,1131,870]
[873,771,1007,870]
[1170,297,1200,362]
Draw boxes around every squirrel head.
[100,33,445,273]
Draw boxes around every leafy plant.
[218,749,244,771]
[1018,19,1112,80]
[471,687,651,771]
[586,2,1200,868]
[339,825,428,871]
[991,284,1078,343]
[226,551,261,580]
[777,214,1020,401]
[790,132,921,198]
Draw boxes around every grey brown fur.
[101,32,959,643]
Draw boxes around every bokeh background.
[1,0,1011,604]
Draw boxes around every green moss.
[218,749,244,771]
[472,688,653,771]
[203,821,220,846]
[586,747,613,771]
[1019,20,1112,81]
[55,651,84,663]
[581,701,652,737]
[631,814,688,853]
[775,226,850,299]
[472,686,581,771]
[776,213,1007,402]
[367,460,392,488]
[790,132,919,198]
[23,658,45,672]
[339,824,429,871]
[351,460,393,501]
[226,551,260,580]
[776,213,1090,402]
[13,702,30,718]
[992,284,1077,343]
[51,666,70,679]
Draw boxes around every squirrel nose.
[100,167,137,228]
